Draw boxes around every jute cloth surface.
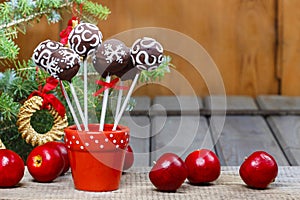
[1,167,300,200]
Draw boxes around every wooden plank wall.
[277,0,300,95]
[3,0,300,97]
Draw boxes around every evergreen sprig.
[82,1,111,21]
[139,55,174,83]
[0,93,20,121]
[0,0,111,61]
[0,32,20,60]
[0,66,66,160]
[0,69,17,93]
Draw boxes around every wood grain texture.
[151,95,203,115]
[151,116,214,162]
[204,95,258,110]
[256,95,300,110]
[100,0,278,96]
[210,116,289,166]
[7,0,279,97]
[259,94,300,165]
[267,116,300,165]
[14,16,61,62]
[278,0,300,95]
[122,116,151,167]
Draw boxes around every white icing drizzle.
[102,42,126,64]
[136,51,157,66]
[47,48,80,79]
[140,37,163,53]
[130,55,136,66]
[32,40,62,70]
[46,61,60,79]
[130,38,141,54]
[70,34,86,56]
[130,37,164,71]
[68,23,103,57]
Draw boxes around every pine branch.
[0,34,19,60]
[0,2,71,30]
[0,69,17,93]
[82,1,111,21]
[139,55,174,83]
[0,0,110,61]
[0,93,20,121]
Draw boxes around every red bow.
[93,78,128,97]
[59,17,79,45]
[28,77,66,118]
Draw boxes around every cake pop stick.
[60,81,81,130]
[113,73,139,131]
[93,39,132,130]
[83,59,88,130]
[115,80,124,118]
[69,82,87,130]
[113,37,164,130]
[68,22,103,130]
[32,40,87,130]
[47,47,88,130]
[99,75,111,131]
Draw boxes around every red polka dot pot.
[64,124,129,192]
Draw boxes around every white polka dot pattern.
[65,131,129,151]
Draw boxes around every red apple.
[43,141,70,175]
[0,149,25,187]
[123,145,134,171]
[239,151,278,189]
[149,153,187,192]
[26,144,64,182]
[185,149,221,184]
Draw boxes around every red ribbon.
[72,2,83,18]
[28,77,66,118]
[59,16,79,45]
[93,78,129,97]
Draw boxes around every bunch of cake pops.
[32,22,164,132]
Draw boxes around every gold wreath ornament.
[16,95,68,146]
[0,138,5,149]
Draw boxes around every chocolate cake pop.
[130,37,164,72]
[32,40,63,70]
[114,59,138,80]
[47,47,81,82]
[93,39,132,78]
[68,23,103,57]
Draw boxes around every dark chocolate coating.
[47,47,81,82]
[130,37,164,72]
[68,23,102,57]
[32,40,63,70]
[93,39,132,78]
[114,59,138,81]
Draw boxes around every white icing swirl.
[68,23,102,57]
[47,48,80,80]
[135,51,157,66]
[140,37,163,53]
[131,38,141,54]
[130,37,164,71]
[32,40,62,70]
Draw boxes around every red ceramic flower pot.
[64,124,129,192]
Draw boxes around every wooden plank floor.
[257,95,300,165]
[124,95,299,166]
